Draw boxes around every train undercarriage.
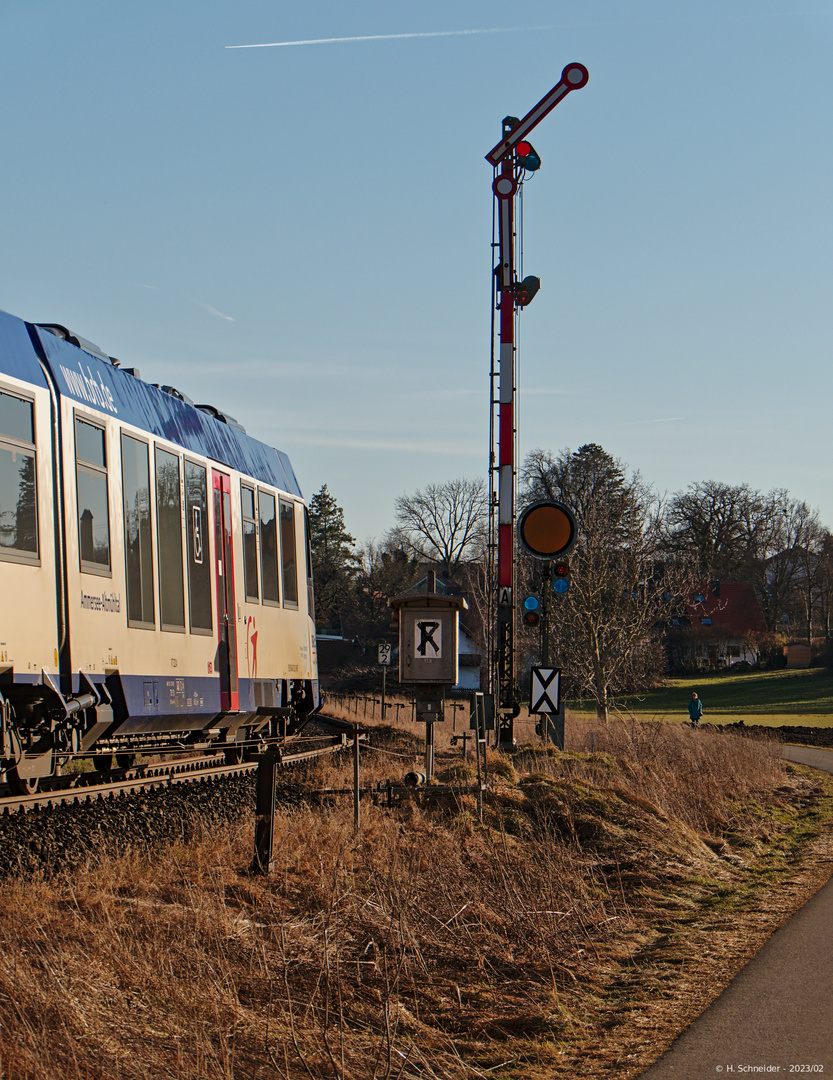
[0,673,320,796]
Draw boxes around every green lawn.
[568,667,833,727]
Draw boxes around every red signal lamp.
[515,140,541,171]
[514,275,540,307]
[554,561,570,577]
[523,610,540,627]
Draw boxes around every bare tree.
[393,478,487,577]
[521,444,694,721]
[345,538,421,643]
[663,482,824,636]
[663,481,766,581]
[813,531,833,647]
[756,496,824,639]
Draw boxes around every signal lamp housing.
[523,610,540,627]
[514,275,541,307]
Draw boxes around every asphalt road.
[638,744,833,1080]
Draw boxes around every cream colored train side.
[0,308,318,793]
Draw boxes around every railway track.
[0,731,349,816]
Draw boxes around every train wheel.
[93,754,113,774]
[9,771,38,796]
[115,754,136,770]
[223,744,244,765]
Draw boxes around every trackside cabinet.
[389,576,468,686]
[389,576,468,781]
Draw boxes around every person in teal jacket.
[688,691,703,727]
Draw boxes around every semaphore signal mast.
[486,62,588,747]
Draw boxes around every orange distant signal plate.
[518,501,577,559]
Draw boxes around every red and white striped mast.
[486,63,588,746]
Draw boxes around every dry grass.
[1,709,831,1079]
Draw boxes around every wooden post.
[252,750,280,874]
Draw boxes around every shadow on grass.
[570,669,833,721]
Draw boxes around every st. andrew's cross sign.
[530,667,561,715]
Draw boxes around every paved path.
[638,744,833,1079]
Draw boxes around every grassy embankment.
[1,704,833,1080]
[568,666,833,727]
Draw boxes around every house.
[455,623,483,691]
[667,582,768,670]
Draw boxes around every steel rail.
[0,736,348,815]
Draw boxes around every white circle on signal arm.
[495,177,515,195]
[566,66,584,84]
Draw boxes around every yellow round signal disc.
[518,501,577,558]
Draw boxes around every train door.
[212,471,239,710]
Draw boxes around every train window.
[0,391,34,444]
[155,448,185,630]
[258,490,280,605]
[241,483,259,602]
[304,506,315,622]
[0,391,38,563]
[185,461,212,632]
[75,416,110,573]
[121,434,155,628]
[280,499,298,608]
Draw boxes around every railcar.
[0,307,318,793]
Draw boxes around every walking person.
[688,691,703,728]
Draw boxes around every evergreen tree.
[308,485,356,633]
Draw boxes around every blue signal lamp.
[523,595,539,610]
[553,578,569,594]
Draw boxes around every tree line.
[308,479,488,645]
[309,445,832,717]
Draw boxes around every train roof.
[0,308,50,388]
[0,308,302,499]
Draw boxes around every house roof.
[685,583,767,636]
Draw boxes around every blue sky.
[2,0,831,543]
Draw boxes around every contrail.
[225,25,557,49]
